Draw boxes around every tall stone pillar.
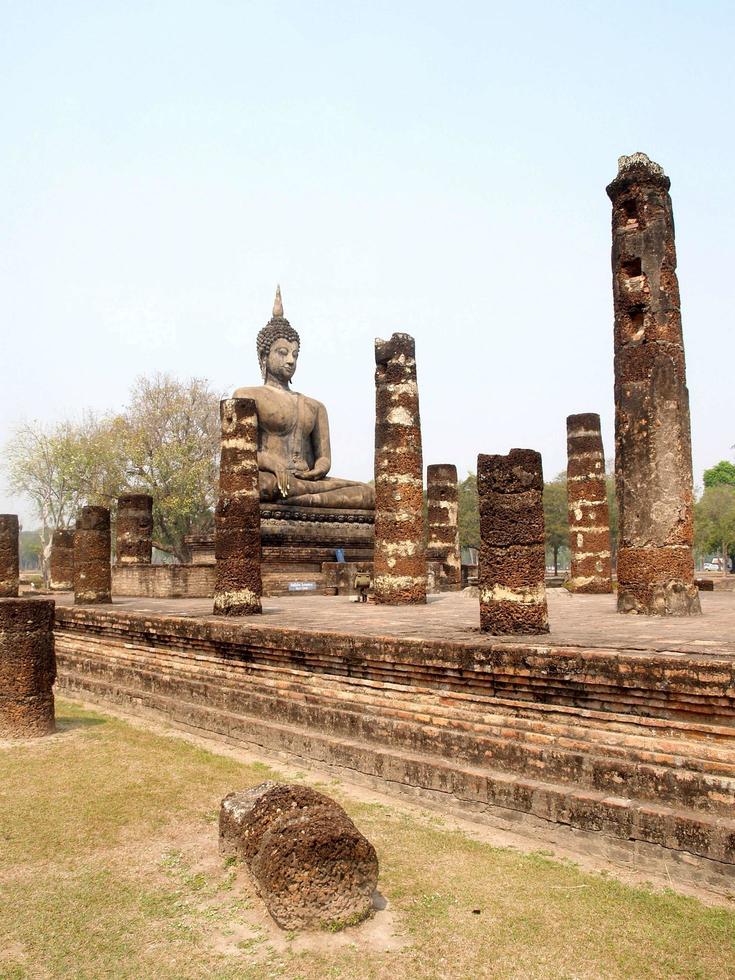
[426,464,461,590]
[213,398,262,616]
[566,414,613,594]
[0,515,19,597]
[0,598,56,737]
[373,333,427,604]
[50,529,75,590]
[607,153,700,615]
[478,449,548,634]
[116,493,154,565]
[74,506,112,604]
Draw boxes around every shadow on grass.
[54,714,107,732]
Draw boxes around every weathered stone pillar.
[478,449,548,634]
[213,398,262,616]
[607,153,700,615]
[426,464,461,590]
[116,493,153,565]
[49,529,75,590]
[0,515,19,597]
[74,506,112,604]
[566,414,613,594]
[0,598,56,737]
[373,333,426,604]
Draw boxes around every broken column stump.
[426,464,461,590]
[373,332,427,604]
[49,529,75,591]
[607,153,700,615]
[116,493,153,565]
[0,598,56,737]
[477,449,549,634]
[74,506,112,604]
[219,782,378,931]
[566,414,613,594]
[0,515,20,598]
[213,398,262,616]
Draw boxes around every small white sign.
[288,581,318,592]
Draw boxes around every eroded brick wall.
[566,414,612,593]
[607,154,700,616]
[373,333,427,604]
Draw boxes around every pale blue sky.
[2,1,734,523]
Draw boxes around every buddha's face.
[265,337,299,385]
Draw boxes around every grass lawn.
[1,699,734,979]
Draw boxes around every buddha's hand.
[275,467,290,497]
[293,457,330,481]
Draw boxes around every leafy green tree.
[695,485,735,572]
[703,460,735,488]
[543,472,568,575]
[457,472,480,550]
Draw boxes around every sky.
[2,1,734,524]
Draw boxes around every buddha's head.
[256,286,300,384]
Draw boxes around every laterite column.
[607,153,700,615]
[50,529,75,590]
[0,515,19,597]
[426,464,461,589]
[213,397,262,615]
[116,493,153,564]
[373,333,427,604]
[566,414,612,593]
[0,598,56,737]
[478,449,548,634]
[74,506,112,604]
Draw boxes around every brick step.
[56,643,735,816]
[56,665,735,871]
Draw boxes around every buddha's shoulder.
[232,384,267,401]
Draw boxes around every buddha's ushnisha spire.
[273,284,284,319]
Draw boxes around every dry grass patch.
[0,699,734,979]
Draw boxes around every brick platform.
[53,591,735,893]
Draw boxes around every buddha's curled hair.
[256,317,300,379]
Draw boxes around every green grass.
[1,699,734,979]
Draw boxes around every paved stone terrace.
[52,589,735,658]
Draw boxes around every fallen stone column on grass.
[373,332,427,604]
[213,397,262,616]
[478,448,549,634]
[50,529,75,591]
[607,153,700,616]
[426,464,461,590]
[116,493,154,565]
[0,598,56,737]
[219,781,378,931]
[74,506,112,604]
[0,515,19,598]
[566,414,613,593]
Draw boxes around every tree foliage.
[543,472,569,574]
[695,484,735,570]
[5,374,222,570]
[458,472,480,550]
[703,460,735,488]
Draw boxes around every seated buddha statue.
[234,288,375,510]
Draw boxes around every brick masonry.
[116,494,153,565]
[373,333,427,604]
[53,597,735,893]
[607,154,700,616]
[213,398,262,615]
[478,449,549,634]
[0,515,19,598]
[566,414,613,594]
[74,506,111,604]
[50,529,75,591]
[1,597,56,737]
[426,464,461,590]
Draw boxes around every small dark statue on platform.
[234,288,375,511]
